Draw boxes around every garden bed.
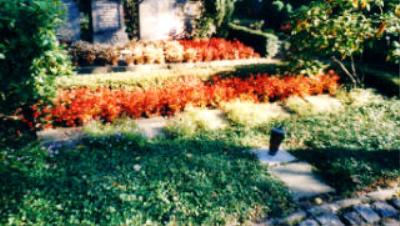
[70,38,262,70]
[34,72,339,128]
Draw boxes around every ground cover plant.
[197,89,399,195]
[284,96,400,194]
[69,38,260,67]
[55,62,280,90]
[0,122,294,225]
[34,72,339,127]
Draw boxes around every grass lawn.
[0,122,293,225]
[1,89,399,225]
[56,62,279,90]
[166,89,400,195]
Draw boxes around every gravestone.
[91,0,129,44]
[57,0,81,42]
[139,0,202,40]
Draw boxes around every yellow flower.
[352,0,359,9]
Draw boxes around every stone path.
[252,147,335,201]
[261,188,400,226]
[37,127,84,148]
[271,162,335,201]
[135,117,168,138]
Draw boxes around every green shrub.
[166,106,229,137]
[228,23,280,58]
[290,0,400,86]
[361,66,400,97]
[0,0,72,116]
[221,100,289,127]
[195,0,236,38]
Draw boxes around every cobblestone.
[307,203,339,216]
[342,211,366,226]
[315,213,344,226]
[353,204,381,224]
[259,189,399,225]
[297,219,319,226]
[372,201,399,218]
[390,198,400,209]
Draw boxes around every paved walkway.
[251,147,400,226]
[252,147,335,201]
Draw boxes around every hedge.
[228,23,280,58]
[362,66,400,97]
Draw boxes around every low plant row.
[34,72,339,127]
[70,38,260,67]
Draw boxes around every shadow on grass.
[290,148,400,195]
[0,133,294,225]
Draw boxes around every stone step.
[135,117,168,139]
[251,147,297,167]
[270,162,335,201]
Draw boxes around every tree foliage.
[290,0,400,85]
[195,0,237,38]
[0,0,72,116]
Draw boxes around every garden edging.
[76,58,280,74]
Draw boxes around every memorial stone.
[139,0,202,40]
[91,0,129,44]
[57,0,81,42]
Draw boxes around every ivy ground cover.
[34,72,339,127]
[0,124,294,225]
[214,90,400,195]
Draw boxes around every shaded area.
[290,148,400,195]
[0,132,293,225]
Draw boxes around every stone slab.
[367,188,398,201]
[251,147,297,167]
[140,0,181,40]
[135,117,168,139]
[139,0,202,40]
[37,127,84,143]
[353,204,381,224]
[270,162,335,200]
[58,0,80,42]
[91,0,129,44]
[334,198,363,209]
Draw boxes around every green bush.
[195,0,236,38]
[228,23,280,58]
[0,0,72,116]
